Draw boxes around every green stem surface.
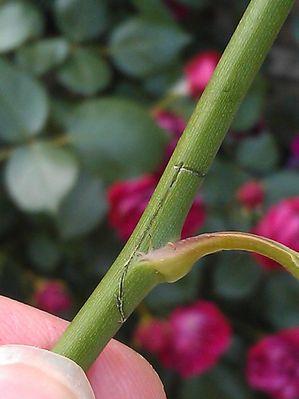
[53,0,295,370]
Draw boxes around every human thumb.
[0,345,95,399]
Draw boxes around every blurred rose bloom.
[135,300,232,378]
[247,328,299,399]
[34,280,72,315]
[253,197,299,269]
[184,51,221,97]
[236,180,264,209]
[108,175,205,240]
[134,318,170,354]
[108,110,205,240]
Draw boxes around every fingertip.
[89,340,166,399]
[0,296,167,398]
[0,295,67,348]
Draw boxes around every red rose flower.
[236,180,264,209]
[253,197,299,269]
[184,51,221,98]
[34,280,72,315]
[135,301,232,378]
[154,110,186,139]
[134,318,170,354]
[108,175,205,241]
[160,300,232,378]
[246,328,299,399]
[108,174,155,241]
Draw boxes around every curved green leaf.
[67,97,166,180]
[57,48,110,95]
[54,0,108,41]
[110,17,189,77]
[5,143,78,213]
[16,38,69,75]
[57,173,107,239]
[0,1,43,53]
[0,59,49,142]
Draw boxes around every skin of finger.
[0,296,166,399]
[0,364,77,399]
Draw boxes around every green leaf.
[16,38,69,75]
[5,143,78,213]
[57,48,111,95]
[143,68,181,97]
[202,160,249,207]
[236,133,279,173]
[263,171,299,206]
[263,273,299,329]
[232,88,265,132]
[213,252,262,299]
[0,58,49,143]
[132,0,173,23]
[110,17,189,77]
[54,0,108,42]
[180,365,251,399]
[67,97,166,180]
[57,172,107,239]
[0,1,43,53]
[28,235,61,272]
[50,98,74,129]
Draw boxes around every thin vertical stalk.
[53,0,295,370]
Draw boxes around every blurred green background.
[0,0,298,398]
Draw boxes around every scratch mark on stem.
[116,161,203,322]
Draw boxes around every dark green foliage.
[0,1,298,397]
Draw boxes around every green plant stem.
[142,232,299,283]
[53,0,295,370]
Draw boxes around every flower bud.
[0,345,95,399]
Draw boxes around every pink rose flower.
[252,197,299,269]
[246,328,299,399]
[34,280,72,315]
[108,175,205,241]
[236,180,264,209]
[160,300,232,378]
[134,318,170,354]
[108,174,155,241]
[135,301,232,378]
[184,51,221,97]
[154,110,186,139]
